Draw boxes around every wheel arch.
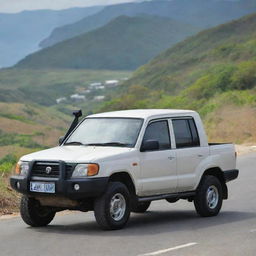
[109,172,136,197]
[199,167,228,199]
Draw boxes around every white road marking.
[250,229,256,233]
[138,242,198,256]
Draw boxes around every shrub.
[0,154,17,176]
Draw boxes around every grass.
[0,130,45,149]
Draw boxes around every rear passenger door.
[171,118,208,192]
[139,120,177,196]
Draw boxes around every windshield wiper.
[64,141,84,146]
[86,142,129,147]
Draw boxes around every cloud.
[0,0,136,13]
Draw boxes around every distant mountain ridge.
[16,15,199,70]
[40,0,256,49]
[0,6,103,67]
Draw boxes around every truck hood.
[20,146,132,163]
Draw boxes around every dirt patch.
[0,191,20,216]
[0,176,20,216]
[0,196,19,215]
[206,106,256,144]
[0,212,19,220]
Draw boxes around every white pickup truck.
[11,109,238,230]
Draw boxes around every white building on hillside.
[94,95,105,101]
[105,80,119,87]
[70,94,86,101]
[89,82,102,89]
[56,97,67,104]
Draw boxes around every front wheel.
[94,182,131,230]
[194,175,223,217]
[20,195,56,227]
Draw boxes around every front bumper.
[10,160,108,200]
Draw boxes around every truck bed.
[209,143,236,171]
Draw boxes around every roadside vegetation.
[0,154,19,214]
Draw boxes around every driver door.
[139,119,177,196]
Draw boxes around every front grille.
[65,165,74,179]
[31,162,60,178]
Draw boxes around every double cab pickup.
[11,109,239,230]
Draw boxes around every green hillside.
[0,68,130,106]
[102,13,256,143]
[16,15,198,70]
[125,13,256,90]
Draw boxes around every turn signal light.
[15,163,21,175]
[87,164,99,176]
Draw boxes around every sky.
[0,0,138,13]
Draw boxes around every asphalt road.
[0,153,256,256]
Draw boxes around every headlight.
[71,164,99,178]
[15,161,29,176]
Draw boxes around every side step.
[138,191,195,202]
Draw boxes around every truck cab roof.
[88,109,196,120]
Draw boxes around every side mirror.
[141,140,159,152]
[59,136,65,145]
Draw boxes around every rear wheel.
[20,195,55,227]
[166,198,179,203]
[94,182,131,230]
[194,175,223,217]
[132,201,151,213]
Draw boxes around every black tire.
[20,195,56,227]
[166,198,179,203]
[94,182,131,230]
[132,201,151,213]
[194,175,223,217]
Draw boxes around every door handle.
[168,156,175,160]
[198,154,204,158]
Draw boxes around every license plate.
[30,182,55,193]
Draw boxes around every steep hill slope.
[125,12,256,90]
[40,0,256,48]
[0,6,103,67]
[102,13,256,143]
[16,15,199,70]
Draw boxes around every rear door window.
[172,118,200,148]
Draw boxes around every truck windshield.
[64,118,143,147]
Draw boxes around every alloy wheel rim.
[110,193,126,221]
[206,185,219,209]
